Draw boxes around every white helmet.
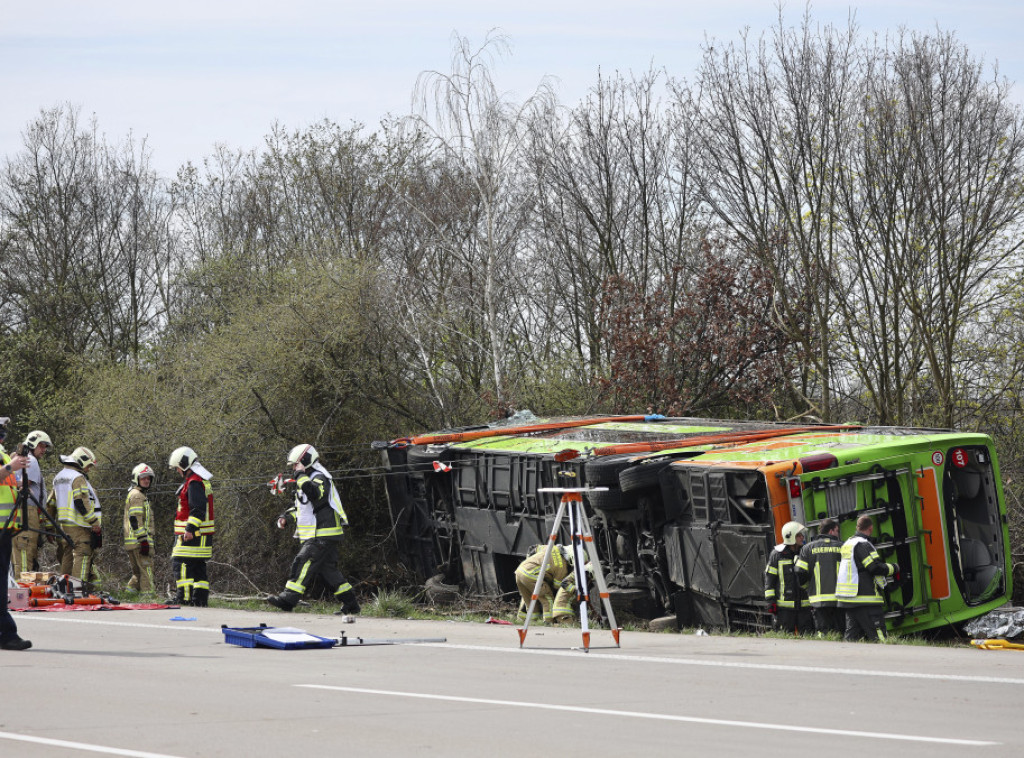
[168,446,198,471]
[287,444,319,468]
[69,446,97,470]
[560,545,575,564]
[781,521,806,546]
[24,430,52,451]
[132,463,155,487]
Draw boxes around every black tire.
[619,459,674,493]
[584,454,635,487]
[585,488,630,512]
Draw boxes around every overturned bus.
[375,415,1011,633]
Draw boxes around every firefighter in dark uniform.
[764,520,813,634]
[836,515,898,641]
[266,444,360,615]
[794,518,844,636]
[168,446,214,607]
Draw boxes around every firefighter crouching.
[50,447,102,582]
[169,446,214,607]
[836,515,898,642]
[124,463,156,596]
[266,444,360,615]
[515,544,578,624]
[764,521,813,634]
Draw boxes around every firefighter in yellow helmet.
[168,446,214,607]
[124,463,156,595]
[50,446,102,582]
[515,544,578,624]
[11,430,52,577]
[266,444,359,615]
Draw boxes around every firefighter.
[168,447,214,607]
[794,518,844,636]
[124,463,156,595]
[11,430,52,577]
[515,543,577,624]
[266,444,360,615]
[836,515,898,642]
[764,521,813,634]
[0,428,30,651]
[51,447,102,582]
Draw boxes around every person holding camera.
[0,418,32,650]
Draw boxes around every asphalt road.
[1,606,1021,757]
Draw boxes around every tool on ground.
[518,486,621,652]
[335,631,447,646]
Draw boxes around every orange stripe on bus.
[918,467,951,600]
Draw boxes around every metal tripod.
[517,487,621,652]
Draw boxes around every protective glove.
[559,578,574,591]
[768,603,777,614]
[893,568,900,582]
[139,539,150,557]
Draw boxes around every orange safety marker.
[517,487,621,652]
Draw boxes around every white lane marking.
[296,684,997,746]
[14,615,219,633]
[0,731,186,757]
[18,616,1024,687]
[421,642,1024,686]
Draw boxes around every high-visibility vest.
[172,470,214,560]
[292,470,345,541]
[53,467,101,528]
[0,452,19,530]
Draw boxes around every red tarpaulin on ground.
[13,603,177,612]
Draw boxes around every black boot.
[267,594,295,612]
[334,589,361,615]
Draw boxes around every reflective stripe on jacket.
[291,471,344,541]
[836,533,895,606]
[0,451,18,530]
[123,486,153,547]
[765,544,807,608]
[53,466,101,528]
[172,471,214,559]
[795,534,842,607]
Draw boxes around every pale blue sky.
[3,1,1022,177]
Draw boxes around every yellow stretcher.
[970,638,1024,651]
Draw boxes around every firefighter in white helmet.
[124,463,156,595]
[11,430,52,577]
[266,444,360,615]
[49,446,102,582]
[168,446,215,606]
[764,520,812,634]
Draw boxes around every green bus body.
[378,417,1010,633]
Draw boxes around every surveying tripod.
[517,487,621,652]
